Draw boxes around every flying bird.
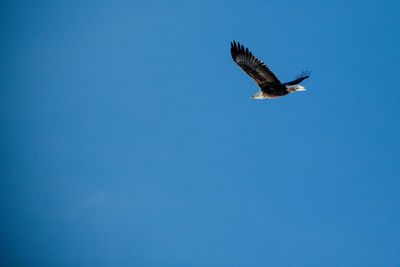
[230,41,311,99]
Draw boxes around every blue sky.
[1,0,400,266]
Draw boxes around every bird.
[230,41,311,99]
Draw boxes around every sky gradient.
[1,0,400,266]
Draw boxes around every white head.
[286,84,306,93]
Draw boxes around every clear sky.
[1,0,400,266]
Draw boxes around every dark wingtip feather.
[296,70,312,79]
[230,41,264,66]
[231,40,239,60]
[229,41,282,84]
[231,40,244,60]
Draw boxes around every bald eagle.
[230,41,311,99]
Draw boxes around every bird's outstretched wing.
[230,41,281,85]
[283,71,311,85]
